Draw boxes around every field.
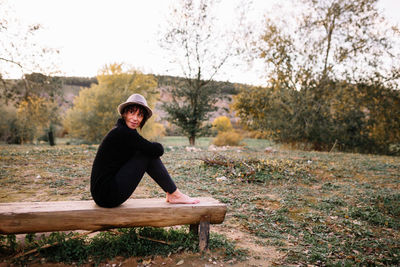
[1,137,399,266]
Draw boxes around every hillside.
[59,75,250,125]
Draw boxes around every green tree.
[234,0,400,153]
[160,0,249,145]
[63,64,161,143]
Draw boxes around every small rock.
[265,147,277,153]
[185,146,201,152]
[216,176,227,182]
[208,144,228,151]
[208,144,217,151]
[176,259,184,265]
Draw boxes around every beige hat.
[117,93,153,118]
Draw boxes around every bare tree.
[159,0,250,145]
[0,1,60,101]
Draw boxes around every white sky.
[4,0,400,85]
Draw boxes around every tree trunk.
[48,124,55,146]
[189,136,195,146]
[48,130,55,146]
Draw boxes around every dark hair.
[122,104,149,129]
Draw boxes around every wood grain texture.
[0,197,227,234]
[199,216,210,251]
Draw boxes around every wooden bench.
[0,197,227,251]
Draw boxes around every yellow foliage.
[141,119,166,141]
[16,96,58,143]
[63,63,159,142]
[246,130,270,139]
[212,116,233,133]
[213,130,243,146]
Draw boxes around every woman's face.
[124,106,144,130]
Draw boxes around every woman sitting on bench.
[90,93,200,208]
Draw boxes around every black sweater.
[90,118,164,201]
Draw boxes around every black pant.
[96,152,177,208]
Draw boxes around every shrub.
[212,116,233,133]
[141,121,165,141]
[213,130,243,146]
[246,130,270,139]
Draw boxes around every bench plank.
[0,197,226,235]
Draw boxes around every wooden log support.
[0,197,227,251]
[199,215,210,251]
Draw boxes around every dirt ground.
[1,253,274,267]
[1,224,282,267]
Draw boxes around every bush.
[246,130,270,139]
[213,130,243,146]
[212,116,233,134]
[141,121,165,141]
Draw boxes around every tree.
[0,1,59,101]
[160,0,249,145]
[0,1,61,145]
[0,73,64,144]
[233,0,400,154]
[298,0,399,83]
[63,64,163,143]
[15,95,59,144]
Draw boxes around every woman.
[90,93,200,208]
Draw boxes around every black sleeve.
[120,128,164,158]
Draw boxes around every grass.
[1,136,399,265]
[2,227,247,266]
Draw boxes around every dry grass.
[1,139,399,265]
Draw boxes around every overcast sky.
[4,0,400,85]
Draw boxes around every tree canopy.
[63,64,162,143]
[233,0,400,154]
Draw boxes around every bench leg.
[199,216,210,251]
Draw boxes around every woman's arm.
[122,128,164,158]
